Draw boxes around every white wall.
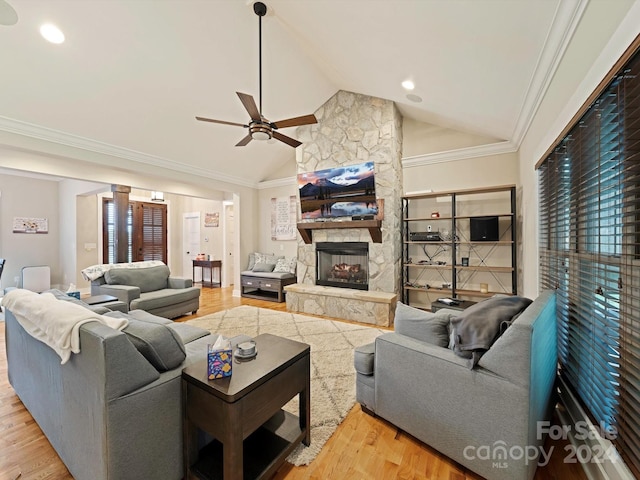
[0,173,60,289]
[402,152,518,195]
[59,179,108,290]
[402,118,502,158]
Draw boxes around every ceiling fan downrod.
[254,2,267,117]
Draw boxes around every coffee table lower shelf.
[190,410,305,480]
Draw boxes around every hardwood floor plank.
[0,286,587,480]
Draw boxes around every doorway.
[223,202,235,287]
[183,212,201,281]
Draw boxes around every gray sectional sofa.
[90,263,200,318]
[4,291,232,480]
[354,290,557,480]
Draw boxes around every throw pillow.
[394,302,450,348]
[253,252,278,266]
[450,295,533,367]
[273,257,297,274]
[247,252,257,271]
[252,262,276,273]
[121,318,186,371]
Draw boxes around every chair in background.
[21,265,51,293]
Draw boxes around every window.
[538,46,640,476]
[102,199,167,264]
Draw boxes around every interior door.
[182,212,201,281]
[103,199,167,264]
[223,202,235,287]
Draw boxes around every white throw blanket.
[1,289,129,364]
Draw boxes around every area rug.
[185,305,386,466]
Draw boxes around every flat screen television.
[470,216,500,241]
[297,161,378,220]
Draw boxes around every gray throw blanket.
[450,295,532,368]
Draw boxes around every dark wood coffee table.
[83,294,118,305]
[182,333,311,480]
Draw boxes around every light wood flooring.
[0,287,586,480]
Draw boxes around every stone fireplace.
[285,90,403,326]
[316,242,369,290]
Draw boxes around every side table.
[431,299,477,313]
[83,294,119,305]
[192,259,222,288]
[182,334,310,480]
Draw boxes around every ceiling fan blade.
[236,134,253,147]
[236,92,261,122]
[196,116,247,128]
[272,114,318,129]
[272,131,302,148]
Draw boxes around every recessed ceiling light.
[40,23,64,44]
[401,80,415,91]
[406,94,423,103]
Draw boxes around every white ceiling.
[0,0,594,187]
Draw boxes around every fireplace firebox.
[316,242,369,290]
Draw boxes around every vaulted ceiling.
[0,0,630,188]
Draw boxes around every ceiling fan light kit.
[196,1,317,148]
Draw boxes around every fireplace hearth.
[316,242,369,290]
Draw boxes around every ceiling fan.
[196,1,317,148]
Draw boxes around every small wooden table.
[431,299,477,312]
[182,334,311,480]
[192,259,222,288]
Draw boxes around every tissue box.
[208,349,232,379]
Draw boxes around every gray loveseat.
[354,290,557,480]
[90,263,200,318]
[4,292,229,480]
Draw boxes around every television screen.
[297,161,378,219]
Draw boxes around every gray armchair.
[354,291,557,480]
[91,263,200,319]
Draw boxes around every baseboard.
[557,376,635,480]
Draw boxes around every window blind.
[102,200,166,264]
[538,47,640,476]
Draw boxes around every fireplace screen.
[316,242,368,290]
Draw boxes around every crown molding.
[402,141,517,168]
[0,115,258,189]
[510,0,589,147]
[257,176,297,189]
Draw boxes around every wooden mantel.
[297,220,382,244]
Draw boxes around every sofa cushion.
[252,262,276,273]
[450,295,533,367]
[354,342,376,376]
[130,287,200,312]
[121,318,186,371]
[119,309,209,344]
[240,271,295,280]
[394,302,451,348]
[104,265,170,293]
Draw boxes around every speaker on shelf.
[470,216,499,241]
